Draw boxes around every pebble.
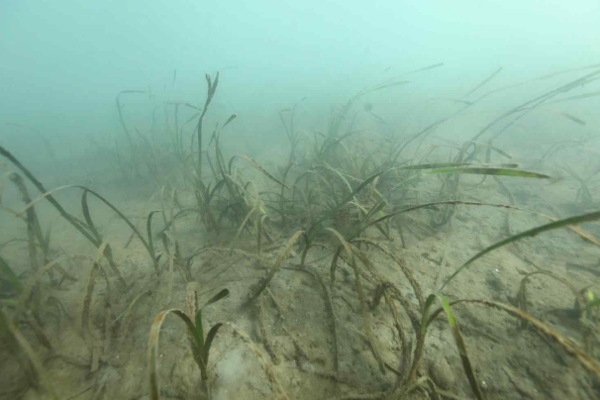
[429,356,456,390]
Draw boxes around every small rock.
[485,269,504,292]
[429,357,456,390]
[481,379,489,391]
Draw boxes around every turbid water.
[1,2,600,399]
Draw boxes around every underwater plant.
[148,285,230,399]
[2,64,600,400]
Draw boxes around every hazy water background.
[1,0,599,176]
[2,2,600,399]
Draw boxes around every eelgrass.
[441,209,600,291]
[279,100,305,165]
[0,308,59,400]
[81,242,112,357]
[148,286,229,399]
[326,227,386,374]
[143,68,600,398]
[245,231,304,304]
[300,163,549,267]
[0,150,161,279]
[0,146,120,273]
[3,66,600,400]
[405,294,483,399]
[0,254,23,296]
[429,299,600,380]
[116,90,147,150]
